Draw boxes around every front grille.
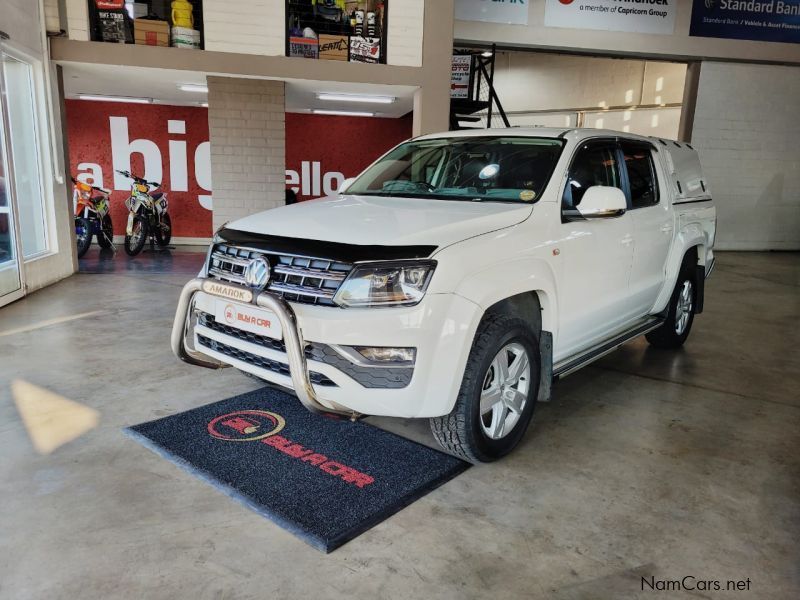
[199,312,288,354]
[196,334,336,387]
[208,244,352,306]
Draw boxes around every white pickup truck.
[172,128,716,463]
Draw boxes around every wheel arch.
[454,258,559,335]
[653,224,706,313]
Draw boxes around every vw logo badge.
[244,256,270,289]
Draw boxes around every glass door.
[0,58,24,305]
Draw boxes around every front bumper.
[171,278,483,418]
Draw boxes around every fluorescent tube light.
[179,84,209,93]
[316,93,395,104]
[77,94,152,104]
[312,109,375,117]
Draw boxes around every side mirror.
[577,186,627,218]
[338,177,356,194]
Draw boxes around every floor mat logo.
[207,409,286,442]
[207,409,375,488]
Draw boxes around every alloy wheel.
[675,280,694,335]
[479,342,531,440]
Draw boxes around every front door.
[555,140,636,360]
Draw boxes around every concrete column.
[207,76,285,231]
[412,0,454,137]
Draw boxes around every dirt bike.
[72,176,113,258]
[117,169,172,256]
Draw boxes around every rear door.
[621,140,673,315]
[556,139,636,358]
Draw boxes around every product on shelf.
[134,18,170,46]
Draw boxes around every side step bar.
[553,318,664,379]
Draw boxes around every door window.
[621,142,659,209]
[562,143,622,214]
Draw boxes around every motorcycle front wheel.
[75,217,93,258]
[124,216,148,256]
[97,214,113,248]
[155,212,172,247]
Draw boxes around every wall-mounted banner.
[690,0,800,44]
[544,0,676,35]
[455,0,529,25]
[65,101,412,238]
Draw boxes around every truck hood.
[226,195,533,248]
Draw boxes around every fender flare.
[653,223,707,313]
[453,258,559,334]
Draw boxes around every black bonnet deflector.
[217,228,438,263]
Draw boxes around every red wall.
[285,113,412,201]
[65,100,412,238]
[65,100,211,238]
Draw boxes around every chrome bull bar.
[170,277,345,415]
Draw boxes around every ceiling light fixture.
[77,94,153,104]
[316,93,395,104]
[312,109,375,117]
[179,84,209,93]
[481,51,493,58]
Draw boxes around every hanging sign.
[455,0,529,25]
[451,55,472,99]
[689,0,800,44]
[544,0,677,35]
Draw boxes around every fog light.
[354,346,416,365]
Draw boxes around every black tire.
[430,313,540,463]
[124,216,148,256]
[97,214,113,248]
[75,217,93,258]
[646,254,697,349]
[155,212,172,246]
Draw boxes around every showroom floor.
[1,251,797,599]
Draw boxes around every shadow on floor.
[78,245,207,276]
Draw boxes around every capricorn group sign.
[65,101,411,239]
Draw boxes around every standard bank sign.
[690,0,800,43]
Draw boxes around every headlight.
[333,261,436,308]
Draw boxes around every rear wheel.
[430,313,539,463]
[155,212,172,247]
[124,216,148,256]
[97,214,113,248]
[646,255,697,349]
[75,217,92,258]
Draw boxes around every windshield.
[344,136,565,202]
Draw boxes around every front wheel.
[97,214,113,248]
[155,212,172,246]
[430,313,539,463]
[124,216,148,256]
[75,217,93,258]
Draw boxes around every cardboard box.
[134,18,169,47]
[349,36,380,63]
[318,34,348,61]
[172,26,200,49]
[289,37,318,59]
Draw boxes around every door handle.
[621,235,634,246]
[660,224,673,234]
